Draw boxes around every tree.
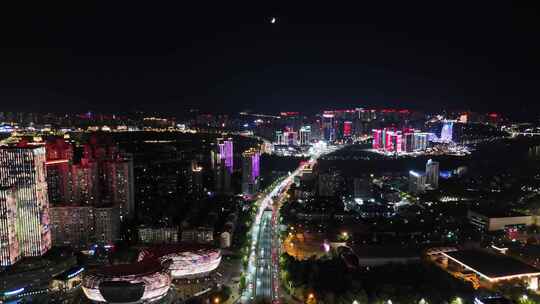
[239,274,246,291]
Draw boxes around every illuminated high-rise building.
[190,160,203,193]
[94,206,120,245]
[105,153,135,219]
[223,138,234,173]
[242,148,260,196]
[372,129,382,149]
[283,128,298,146]
[212,138,233,194]
[0,145,51,257]
[50,205,95,249]
[45,138,73,204]
[413,132,429,151]
[343,121,353,138]
[275,131,285,145]
[216,138,234,173]
[403,133,415,152]
[408,170,426,194]
[322,112,335,142]
[425,159,439,189]
[299,126,311,145]
[440,121,454,142]
[0,187,19,266]
[70,158,99,206]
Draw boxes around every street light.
[214,297,220,304]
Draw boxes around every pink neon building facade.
[0,187,19,266]
[373,128,427,153]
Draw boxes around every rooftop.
[469,208,528,218]
[444,250,540,280]
[139,243,218,261]
[95,260,164,278]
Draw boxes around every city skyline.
[2,3,540,304]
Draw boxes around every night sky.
[0,2,539,116]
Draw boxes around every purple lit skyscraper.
[242,148,260,196]
[251,152,260,182]
[213,138,233,194]
[223,138,233,173]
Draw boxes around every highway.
[254,210,273,300]
[240,143,339,303]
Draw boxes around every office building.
[408,170,426,194]
[283,128,298,146]
[0,187,19,266]
[0,145,51,258]
[343,121,353,138]
[372,129,382,150]
[299,126,311,145]
[275,130,285,145]
[403,133,415,152]
[50,206,95,249]
[242,148,260,196]
[45,139,73,204]
[468,210,534,232]
[413,132,429,151]
[70,158,99,206]
[94,206,120,244]
[105,153,135,219]
[425,159,440,189]
[138,226,178,244]
[322,112,335,142]
[211,138,233,194]
[181,227,214,244]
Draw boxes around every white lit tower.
[425,159,440,189]
[299,126,312,145]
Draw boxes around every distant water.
[320,137,540,176]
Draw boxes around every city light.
[67,267,85,279]
[4,287,25,296]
